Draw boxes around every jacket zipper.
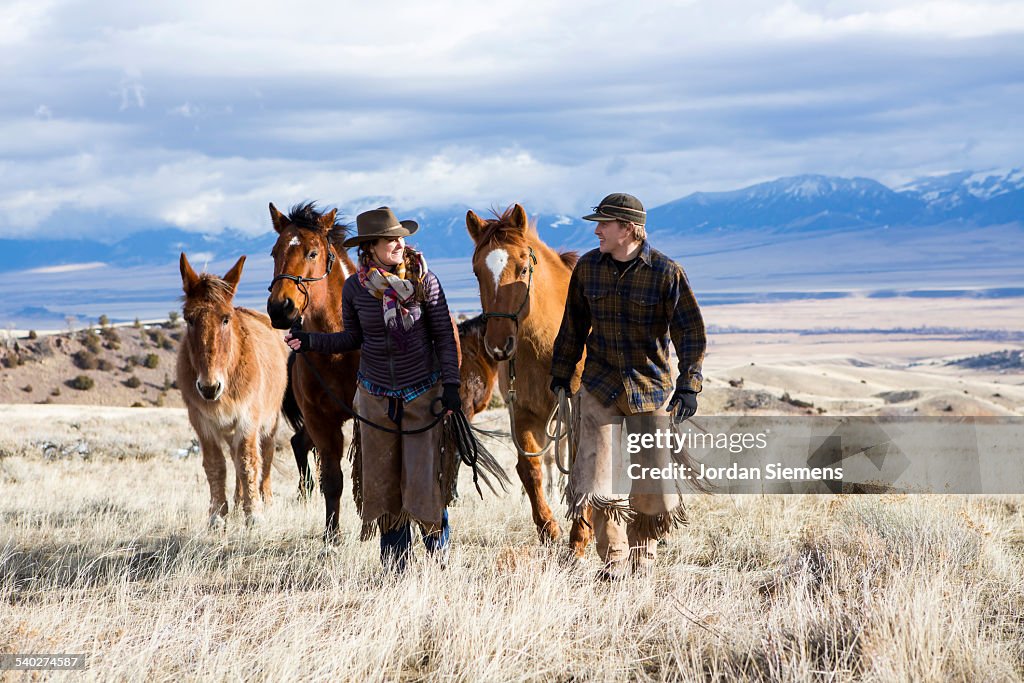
[384,323,397,389]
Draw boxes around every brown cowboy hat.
[342,206,419,248]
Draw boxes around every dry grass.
[3,407,1024,681]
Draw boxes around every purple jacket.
[307,271,460,390]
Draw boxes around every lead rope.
[549,387,577,476]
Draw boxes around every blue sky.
[2,0,1023,238]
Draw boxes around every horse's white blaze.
[485,248,509,295]
[288,236,301,247]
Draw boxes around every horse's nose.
[196,379,223,401]
[267,298,296,329]
[488,336,517,361]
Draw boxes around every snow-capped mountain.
[649,174,924,234]
[0,169,1020,327]
[897,168,1024,224]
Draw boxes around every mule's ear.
[180,252,200,295]
[509,203,528,232]
[269,203,288,233]
[319,208,337,232]
[466,210,486,242]
[222,255,246,295]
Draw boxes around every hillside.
[0,319,187,408]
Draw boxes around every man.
[550,192,706,580]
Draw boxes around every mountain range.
[2,168,1021,273]
[0,169,1020,327]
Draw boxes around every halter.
[479,246,537,328]
[268,249,336,315]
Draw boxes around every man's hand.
[667,388,698,423]
[550,377,571,397]
[284,329,310,353]
[441,383,462,415]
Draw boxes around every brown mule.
[466,204,593,556]
[177,253,289,527]
[266,202,360,543]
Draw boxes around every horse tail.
[282,352,305,433]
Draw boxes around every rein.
[269,246,442,436]
[294,350,511,497]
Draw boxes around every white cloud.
[117,77,146,111]
[0,0,1020,238]
[168,102,199,118]
[25,261,106,274]
[756,1,1024,40]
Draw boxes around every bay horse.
[266,202,359,543]
[466,204,592,555]
[177,253,288,527]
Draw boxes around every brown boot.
[596,559,631,582]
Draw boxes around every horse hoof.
[245,513,265,529]
[556,547,585,569]
[208,514,227,531]
[318,544,341,559]
[538,520,562,544]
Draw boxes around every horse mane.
[182,274,236,308]
[474,206,579,270]
[457,314,487,338]
[472,205,535,256]
[287,201,351,252]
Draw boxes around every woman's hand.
[284,330,310,353]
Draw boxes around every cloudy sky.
[2,0,1023,237]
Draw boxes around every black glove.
[441,383,462,413]
[667,388,698,423]
[288,329,311,353]
[550,377,571,397]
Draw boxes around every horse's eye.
[221,315,230,326]
[308,250,318,260]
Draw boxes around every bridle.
[267,244,337,316]
[478,246,537,331]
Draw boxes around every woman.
[285,206,461,571]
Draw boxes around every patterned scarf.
[358,248,428,334]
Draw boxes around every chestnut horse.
[177,253,288,527]
[466,204,591,555]
[266,202,360,543]
[458,313,560,491]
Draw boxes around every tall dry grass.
[2,407,1024,681]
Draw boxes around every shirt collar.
[600,240,651,267]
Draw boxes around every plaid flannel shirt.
[358,369,441,403]
[551,240,706,413]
